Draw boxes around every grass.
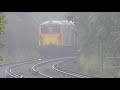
[103,58,120,78]
[78,54,104,77]
[78,54,120,77]
[0,48,40,64]
[9,49,40,60]
[0,56,3,61]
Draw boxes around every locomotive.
[38,20,78,57]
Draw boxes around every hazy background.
[0,12,66,62]
[1,12,120,77]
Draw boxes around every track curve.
[53,60,90,78]
[5,59,42,78]
[4,55,90,78]
[32,56,89,78]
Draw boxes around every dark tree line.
[65,12,120,58]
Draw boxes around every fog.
[1,12,66,61]
[0,12,120,78]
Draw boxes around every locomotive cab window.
[41,24,60,34]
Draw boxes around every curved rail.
[53,60,90,78]
[5,59,42,78]
[5,68,23,78]
[32,56,88,78]
[5,55,89,78]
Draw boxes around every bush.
[78,54,103,77]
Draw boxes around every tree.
[0,12,6,60]
[65,12,120,57]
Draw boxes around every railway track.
[4,55,90,78]
[32,56,90,78]
[5,59,42,78]
[53,60,90,78]
[32,57,75,78]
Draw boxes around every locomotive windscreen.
[41,24,60,34]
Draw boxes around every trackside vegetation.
[65,12,120,77]
[0,12,6,61]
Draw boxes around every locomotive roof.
[40,20,75,26]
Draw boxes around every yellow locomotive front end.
[41,34,62,45]
[38,21,63,46]
[38,20,77,57]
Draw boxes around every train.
[38,20,79,57]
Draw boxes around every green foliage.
[0,12,6,61]
[0,13,6,49]
[78,54,102,76]
[0,13,6,34]
[0,56,3,61]
[65,12,120,77]
[65,12,120,57]
[0,43,4,48]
